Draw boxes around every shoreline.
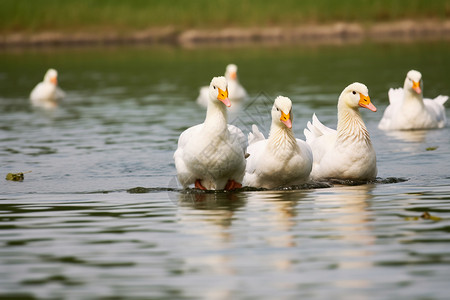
[2,20,450,48]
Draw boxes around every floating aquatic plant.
[5,171,31,181]
[405,211,442,221]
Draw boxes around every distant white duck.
[378,70,448,130]
[174,76,247,190]
[197,64,247,108]
[304,82,378,181]
[30,68,65,109]
[243,96,313,189]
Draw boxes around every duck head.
[209,76,231,107]
[44,68,58,85]
[225,64,238,81]
[404,70,422,95]
[339,82,377,112]
[272,96,293,129]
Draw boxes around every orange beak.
[280,110,292,129]
[412,81,422,94]
[50,76,58,85]
[358,93,377,112]
[217,87,231,107]
[230,72,237,80]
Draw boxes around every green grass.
[1,0,449,33]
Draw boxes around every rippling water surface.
[1,42,450,299]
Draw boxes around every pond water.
[1,42,450,300]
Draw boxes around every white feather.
[248,124,266,145]
[175,76,247,190]
[243,96,313,189]
[30,68,65,109]
[197,64,247,108]
[305,83,377,181]
[379,70,448,130]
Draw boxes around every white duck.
[197,64,247,108]
[378,70,448,130]
[30,68,65,109]
[304,82,377,181]
[243,96,313,189]
[174,76,247,190]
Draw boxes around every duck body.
[304,83,377,181]
[379,70,448,130]
[175,122,246,190]
[244,96,312,189]
[30,68,65,109]
[175,76,247,190]
[226,66,247,101]
[197,64,247,107]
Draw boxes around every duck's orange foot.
[195,179,207,190]
[224,180,242,190]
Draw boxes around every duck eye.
[352,91,356,95]
[276,108,279,111]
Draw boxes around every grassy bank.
[1,0,449,34]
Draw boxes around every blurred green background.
[1,0,449,34]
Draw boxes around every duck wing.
[304,113,336,141]
[304,113,337,167]
[378,88,404,130]
[424,95,448,127]
[228,124,248,154]
[248,124,265,145]
[243,138,267,187]
[228,80,248,101]
[296,138,313,164]
[173,124,203,187]
[55,86,66,100]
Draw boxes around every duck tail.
[435,95,448,106]
[248,124,265,145]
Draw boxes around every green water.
[1,41,450,299]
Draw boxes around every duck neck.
[268,122,297,152]
[403,89,424,107]
[337,104,371,145]
[204,100,228,134]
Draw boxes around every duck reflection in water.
[245,189,311,272]
[177,190,246,234]
[312,184,376,288]
[176,191,247,289]
[384,129,427,143]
